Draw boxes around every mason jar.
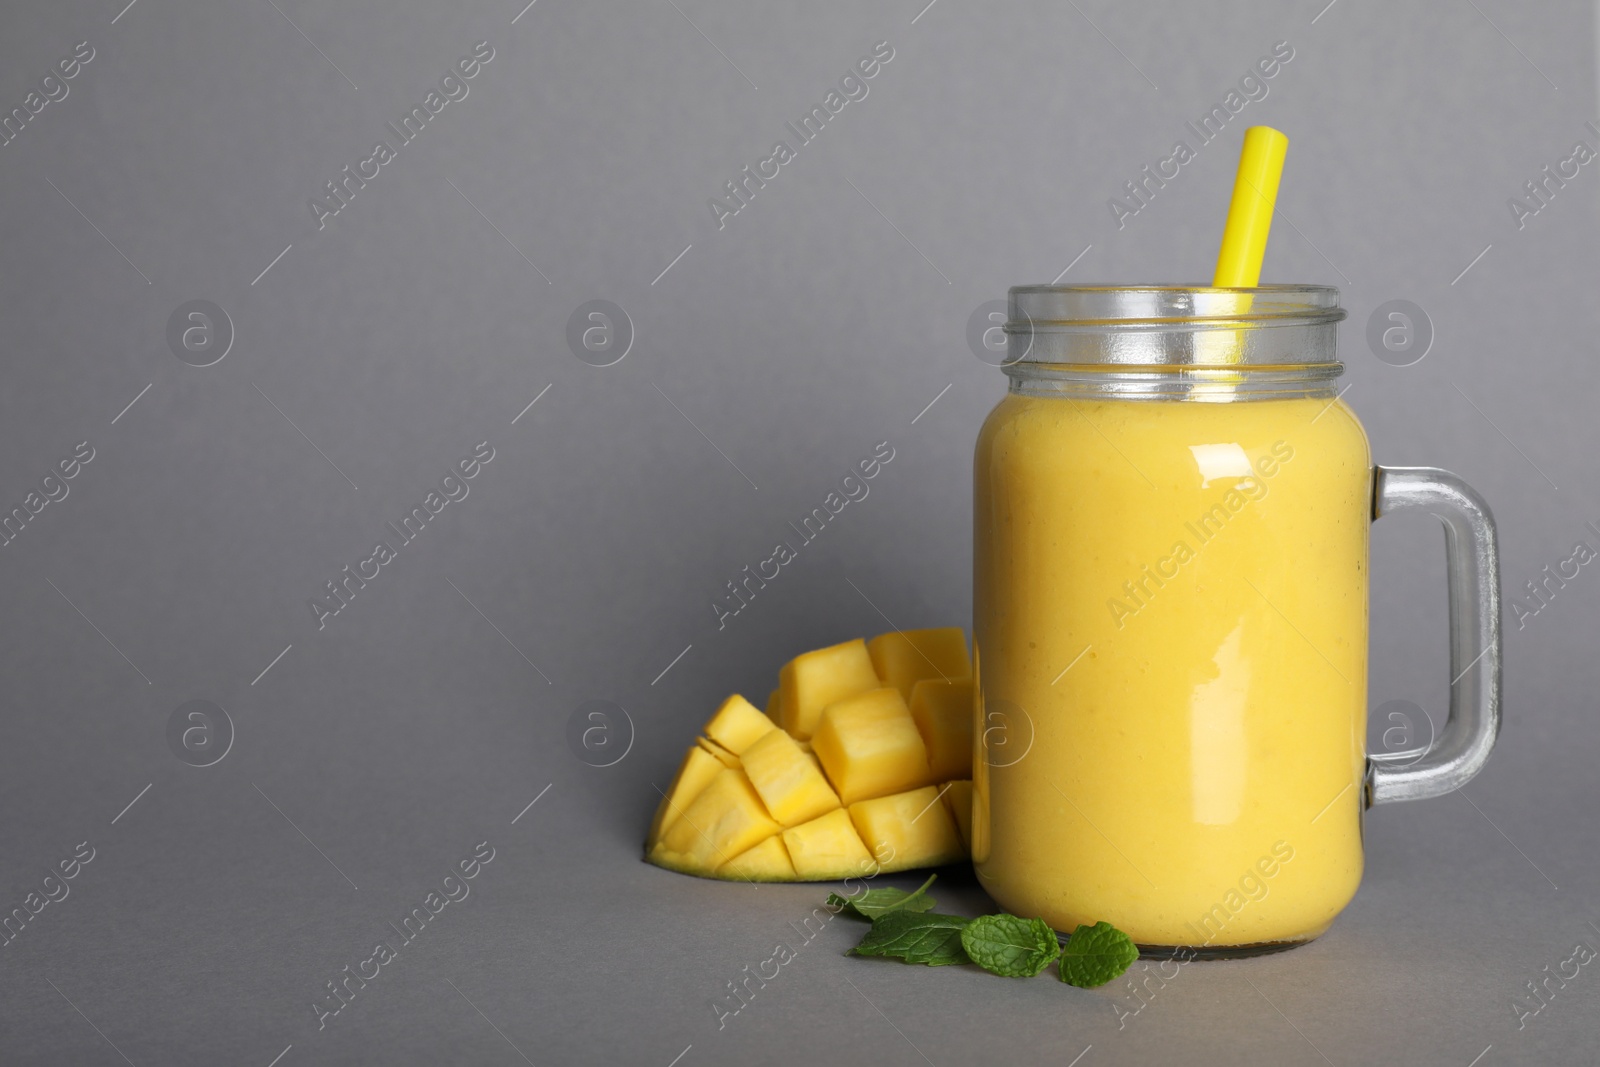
[971,285,1501,954]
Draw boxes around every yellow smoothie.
[973,391,1372,948]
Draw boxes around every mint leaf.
[828,874,938,920]
[960,914,1061,978]
[849,911,971,966]
[1057,921,1138,988]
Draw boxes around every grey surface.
[0,0,1595,1063]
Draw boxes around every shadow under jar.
[971,285,1501,956]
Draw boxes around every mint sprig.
[960,914,1061,978]
[849,911,971,967]
[1056,920,1139,988]
[828,874,938,920]
[830,880,1139,990]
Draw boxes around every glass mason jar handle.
[1367,467,1503,805]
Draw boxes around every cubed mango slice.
[703,694,775,755]
[644,628,980,882]
[909,678,974,782]
[849,786,965,870]
[779,638,880,740]
[782,808,877,880]
[868,628,972,701]
[812,688,932,805]
[659,768,780,870]
[717,835,797,882]
[740,728,841,827]
[941,780,973,851]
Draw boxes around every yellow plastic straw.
[1197,126,1287,377]
[1212,126,1288,288]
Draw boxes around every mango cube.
[765,689,780,723]
[779,638,880,740]
[659,768,780,871]
[909,679,974,782]
[941,780,973,851]
[740,728,841,827]
[849,786,965,870]
[782,808,876,880]
[648,745,725,845]
[704,694,775,755]
[812,688,932,805]
[868,628,972,701]
[717,835,797,882]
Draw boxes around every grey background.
[0,0,1594,1063]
